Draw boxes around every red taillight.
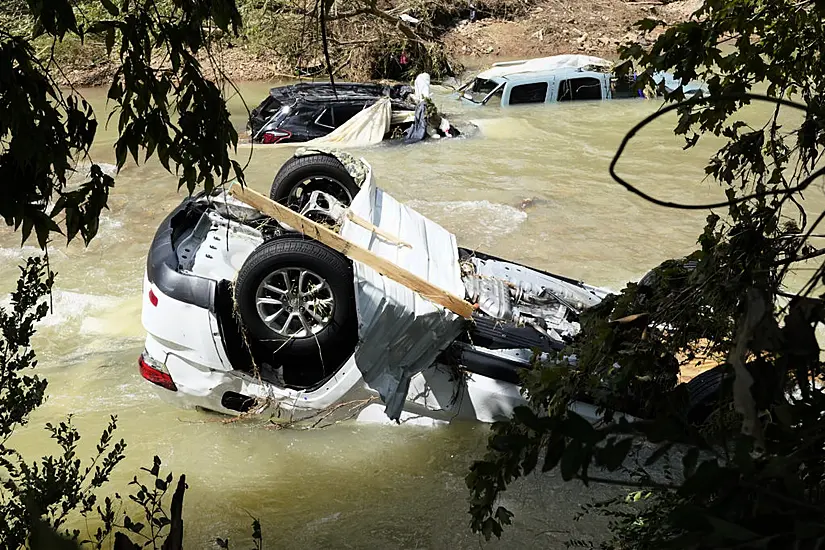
[262,130,292,144]
[148,289,158,306]
[138,354,177,391]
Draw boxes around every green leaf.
[513,406,542,432]
[127,136,140,165]
[152,516,171,527]
[542,435,565,472]
[86,21,109,34]
[34,220,51,249]
[681,459,721,496]
[481,517,502,540]
[101,0,120,16]
[563,411,599,444]
[560,439,583,481]
[600,437,633,471]
[115,140,127,169]
[494,506,513,526]
[105,28,115,56]
[29,519,80,550]
[636,18,663,32]
[21,217,33,247]
[522,444,539,475]
[32,20,45,38]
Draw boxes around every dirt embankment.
[443,0,701,65]
[58,0,700,87]
[59,46,288,88]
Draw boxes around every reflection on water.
[2,83,816,548]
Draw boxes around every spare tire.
[270,154,359,212]
[234,237,358,368]
[685,366,729,425]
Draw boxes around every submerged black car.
[248,82,415,144]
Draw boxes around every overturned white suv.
[139,151,717,425]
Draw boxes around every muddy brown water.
[2,82,820,548]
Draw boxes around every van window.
[508,82,548,104]
[467,79,503,104]
[483,88,503,106]
[472,78,499,94]
[557,77,603,101]
[611,75,638,99]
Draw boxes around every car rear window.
[508,82,548,104]
[249,96,284,135]
[255,96,282,118]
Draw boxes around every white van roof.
[475,55,613,80]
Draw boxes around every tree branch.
[580,475,678,491]
[772,246,825,266]
[298,0,427,42]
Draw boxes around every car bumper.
[146,196,215,310]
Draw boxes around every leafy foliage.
[101,0,246,194]
[0,258,128,549]
[467,1,825,548]
[0,36,112,248]
[215,517,264,549]
[0,258,52,444]
[0,0,246,251]
[0,1,260,547]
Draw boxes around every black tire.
[234,237,357,368]
[685,366,729,424]
[270,154,359,211]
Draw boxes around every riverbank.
[444,0,700,62]
[43,0,700,87]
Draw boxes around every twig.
[609,94,825,210]
[318,0,336,95]
[772,246,825,266]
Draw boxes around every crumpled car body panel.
[340,166,467,420]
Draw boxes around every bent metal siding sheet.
[340,169,466,420]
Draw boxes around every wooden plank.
[345,210,412,248]
[229,185,475,319]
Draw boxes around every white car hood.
[339,168,466,420]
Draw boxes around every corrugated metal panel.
[340,168,466,420]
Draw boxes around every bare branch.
[773,246,825,266]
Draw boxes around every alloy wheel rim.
[255,267,335,338]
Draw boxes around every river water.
[1,82,813,548]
